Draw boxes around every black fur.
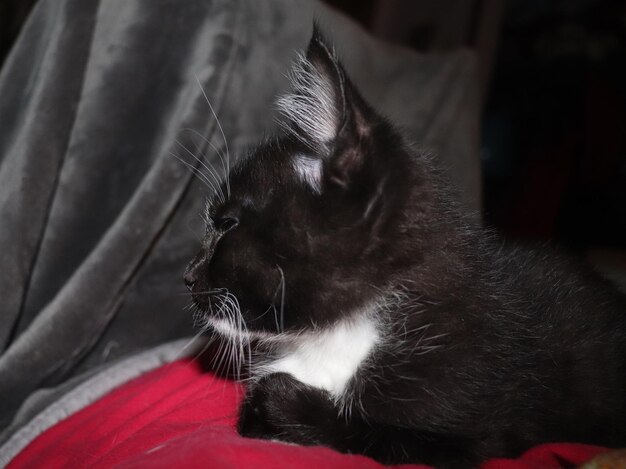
[185,27,626,468]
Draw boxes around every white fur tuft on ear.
[276,53,338,145]
[293,154,323,193]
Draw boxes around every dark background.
[2,0,625,254]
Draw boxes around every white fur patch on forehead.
[276,53,338,145]
[293,154,323,193]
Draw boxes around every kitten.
[184,27,626,468]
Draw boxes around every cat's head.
[185,27,433,338]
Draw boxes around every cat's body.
[184,28,626,468]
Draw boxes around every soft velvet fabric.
[5,357,609,469]
[0,0,479,434]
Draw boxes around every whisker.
[172,288,226,297]
[190,287,250,384]
[182,127,229,188]
[169,151,223,202]
[169,151,214,190]
[176,327,209,359]
[272,304,280,334]
[277,265,286,334]
[195,75,231,199]
[212,297,231,376]
[174,140,226,202]
[257,303,276,320]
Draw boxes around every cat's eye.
[216,216,239,233]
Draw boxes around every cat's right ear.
[277,25,345,147]
[277,25,375,190]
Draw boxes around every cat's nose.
[185,250,209,291]
[183,269,197,291]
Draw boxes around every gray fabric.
[0,0,479,435]
[0,338,203,466]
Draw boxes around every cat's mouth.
[190,287,233,315]
[191,287,291,341]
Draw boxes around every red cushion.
[8,358,609,468]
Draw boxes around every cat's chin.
[206,316,286,343]
[190,297,210,312]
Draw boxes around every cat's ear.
[277,25,374,189]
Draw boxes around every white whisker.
[183,127,229,189]
[277,265,286,333]
[174,140,226,202]
[169,151,224,202]
[195,75,231,199]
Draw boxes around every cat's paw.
[237,372,332,445]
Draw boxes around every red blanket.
[7,359,610,468]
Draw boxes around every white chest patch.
[258,317,380,398]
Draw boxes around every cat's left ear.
[277,25,374,189]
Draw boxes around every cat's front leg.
[238,373,480,468]
[238,372,344,447]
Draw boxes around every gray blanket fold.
[0,0,479,440]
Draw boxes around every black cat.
[184,27,626,468]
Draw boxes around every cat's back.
[492,242,626,330]
[487,242,626,439]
